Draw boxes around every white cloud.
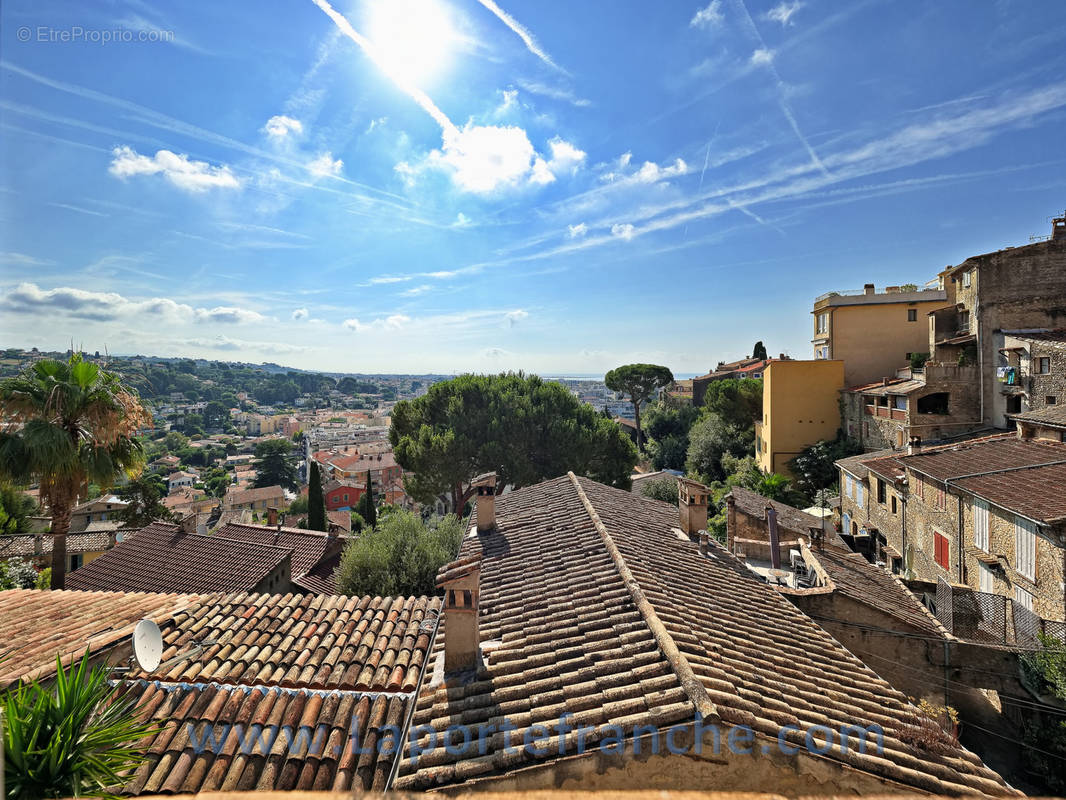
[108,146,240,192]
[366,116,388,133]
[262,115,303,138]
[750,48,775,66]
[530,157,556,186]
[567,222,588,238]
[307,151,343,177]
[611,223,636,241]
[343,313,411,332]
[452,212,473,228]
[690,1,724,29]
[368,275,412,284]
[505,309,529,327]
[496,89,518,115]
[515,80,591,108]
[181,335,309,354]
[401,284,433,296]
[0,282,263,324]
[764,1,803,26]
[600,156,689,185]
[292,307,309,320]
[545,137,586,175]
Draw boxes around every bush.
[0,557,39,590]
[334,511,465,597]
[639,476,679,506]
[35,567,51,590]
[2,651,157,799]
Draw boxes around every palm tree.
[0,353,151,588]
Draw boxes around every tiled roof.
[0,529,116,558]
[807,548,948,636]
[293,549,343,594]
[65,523,292,594]
[728,486,829,538]
[0,589,199,685]
[213,523,341,580]
[901,434,1065,481]
[1009,403,1066,428]
[835,448,897,479]
[846,378,925,395]
[1003,328,1066,344]
[954,462,1066,524]
[225,485,286,505]
[396,473,1011,795]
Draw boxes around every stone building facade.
[993,329,1066,429]
[836,434,1066,622]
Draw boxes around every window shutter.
[974,499,989,551]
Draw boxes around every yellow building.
[812,283,946,387]
[755,359,845,477]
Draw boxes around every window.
[934,531,950,570]
[856,481,865,508]
[891,495,898,514]
[907,309,918,322]
[1006,395,1022,414]
[979,562,994,593]
[935,486,945,510]
[1014,586,1034,611]
[842,511,851,533]
[877,479,886,504]
[914,477,923,500]
[1015,516,1036,581]
[1038,357,1051,374]
[917,392,950,415]
[974,498,989,551]
[962,270,972,288]
[1047,396,1057,405]
[816,312,828,334]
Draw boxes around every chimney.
[766,505,781,570]
[907,436,923,455]
[677,477,709,536]
[725,493,737,552]
[864,283,875,295]
[699,532,710,556]
[437,555,481,673]
[1052,213,1065,241]
[267,507,278,527]
[472,472,497,534]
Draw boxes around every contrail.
[474,0,567,74]
[730,0,829,177]
[309,0,458,137]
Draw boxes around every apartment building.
[836,434,1066,623]
[993,329,1066,429]
[812,283,945,387]
[755,358,844,477]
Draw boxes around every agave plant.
[2,651,156,799]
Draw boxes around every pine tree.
[307,461,326,531]
[752,341,768,360]
[360,469,377,528]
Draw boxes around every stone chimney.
[766,505,781,569]
[698,532,710,556]
[472,472,497,534]
[1052,213,1065,241]
[864,283,875,295]
[677,477,709,536]
[437,555,482,673]
[267,507,278,528]
[725,493,737,552]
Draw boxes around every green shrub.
[0,557,38,590]
[2,651,156,799]
[639,476,679,506]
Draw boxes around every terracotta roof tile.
[395,473,1012,796]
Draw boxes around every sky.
[1,0,1064,376]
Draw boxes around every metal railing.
[936,578,1065,647]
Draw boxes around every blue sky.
[1,0,1064,375]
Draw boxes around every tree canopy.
[787,436,861,505]
[114,475,176,528]
[642,399,699,471]
[307,460,326,531]
[702,378,763,428]
[752,341,768,360]
[252,438,298,491]
[0,353,150,588]
[604,364,674,449]
[334,511,464,597]
[390,373,638,511]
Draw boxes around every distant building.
[811,283,946,388]
[755,359,844,477]
[223,484,286,514]
[166,470,198,493]
[677,356,774,407]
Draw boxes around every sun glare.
[364,0,458,89]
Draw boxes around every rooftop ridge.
[566,471,720,721]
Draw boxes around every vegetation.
[307,461,326,531]
[604,363,674,449]
[642,399,699,471]
[0,353,151,588]
[356,470,377,528]
[0,557,38,590]
[0,482,38,534]
[2,651,157,799]
[752,341,768,360]
[702,378,763,429]
[114,474,176,528]
[638,475,679,505]
[252,438,298,491]
[787,436,862,507]
[685,414,754,482]
[909,351,930,370]
[334,511,465,596]
[391,373,638,512]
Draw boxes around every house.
[0,588,439,793]
[994,329,1066,428]
[223,484,286,514]
[69,494,128,533]
[393,471,1012,795]
[148,454,180,473]
[321,451,405,504]
[680,356,774,407]
[0,529,128,574]
[1011,402,1066,442]
[323,479,365,511]
[754,358,844,477]
[166,470,199,492]
[836,433,1066,623]
[811,283,946,387]
[613,415,638,444]
[66,518,346,595]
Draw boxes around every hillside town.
[1,212,1065,799]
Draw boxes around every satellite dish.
[132,618,163,672]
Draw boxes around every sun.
[364,0,459,89]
